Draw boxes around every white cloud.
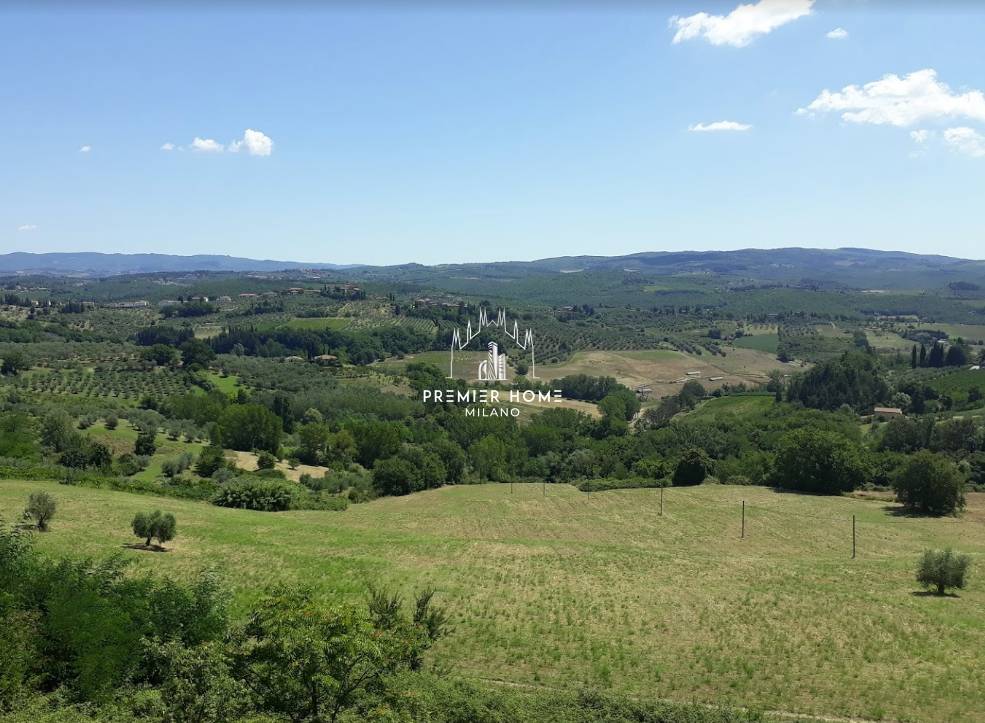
[826,27,848,40]
[670,0,813,48]
[191,137,225,153]
[171,130,273,156]
[78,144,92,153]
[17,224,38,232]
[688,120,752,132]
[943,127,985,158]
[228,128,273,157]
[799,69,985,126]
[910,129,931,144]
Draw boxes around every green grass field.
[686,394,775,419]
[1,480,982,721]
[203,370,242,396]
[864,329,914,352]
[732,333,779,354]
[926,323,985,344]
[928,368,985,404]
[377,350,485,380]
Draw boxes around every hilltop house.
[873,406,904,421]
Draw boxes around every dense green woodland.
[2,264,985,720]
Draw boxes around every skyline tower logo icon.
[449,307,536,381]
[477,341,508,381]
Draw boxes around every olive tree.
[132,510,177,548]
[24,491,56,531]
[916,549,971,595]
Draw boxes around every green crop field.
[2,480,982,722]
[732,333,780,354]
[282,316,353,330]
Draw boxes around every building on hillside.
[873,406,904,420]
[103,300,149,309]
[312,354,340,367]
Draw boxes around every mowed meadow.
[2,480,984,721]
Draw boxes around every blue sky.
[2,1,984,265]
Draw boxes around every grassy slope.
[928,368,985,405]
[1,481,983,721]
[685,395,775,420]
[84,422,205,482]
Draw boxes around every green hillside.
[3,480,982,722]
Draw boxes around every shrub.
[132,510,177,548]
[256,450,277,470]
[673,448,712,486]
[577,477,667,493]
[373,457,418,496]
[916,549,971,595]
[212,478,296,511]
[195,444,227,478]
[116,453,143,477]
[104,414,119,430]
[893,451,966,515]
[233,586,430,722]
[162,452,194,479]
[23,491,56,531]
[135,430,157,457]
[769,428,870,494]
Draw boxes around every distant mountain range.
[3,248,985,289]
[0,252,353,276]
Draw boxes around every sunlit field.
[3,480,982,721]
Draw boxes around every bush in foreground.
[0,520,767,722]
[916,549,971,595]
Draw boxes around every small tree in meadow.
[916,549,971,595]
[132,510,177,548]
[256,450,277,470]
[24,491,56,531]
